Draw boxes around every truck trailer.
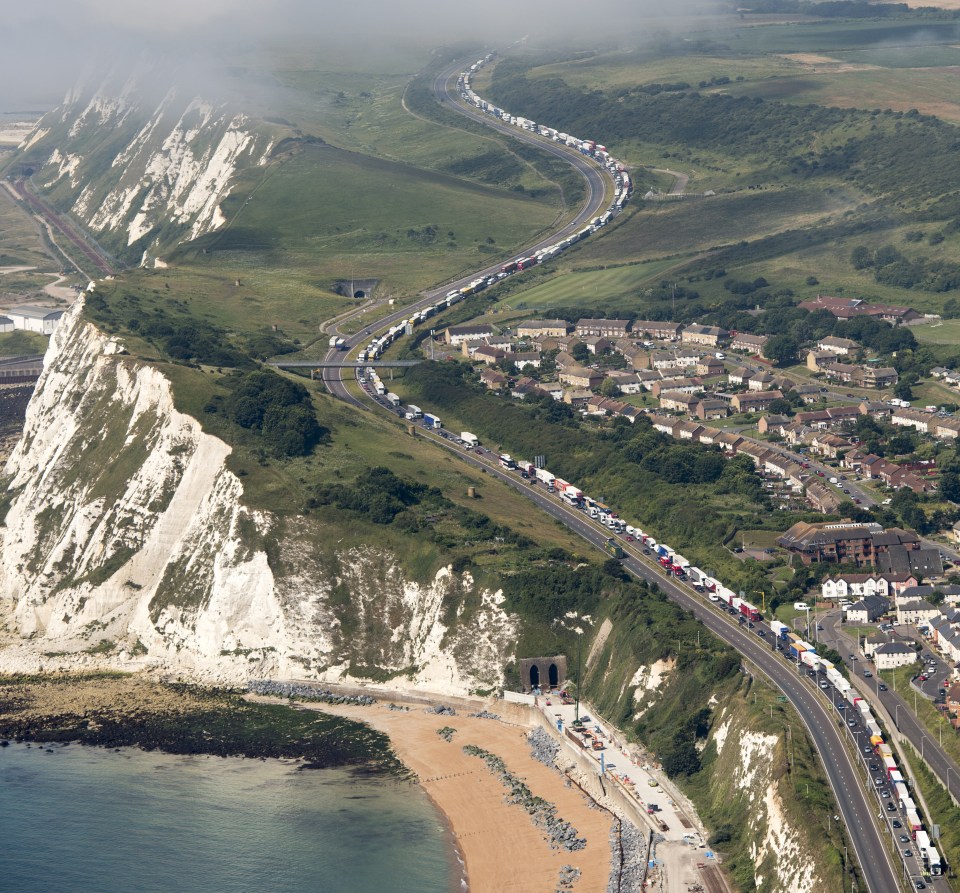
[461,432,479,447]
[423,413,442,429]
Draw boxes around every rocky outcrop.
[0,300,516,693]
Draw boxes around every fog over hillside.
[3,0,685,110]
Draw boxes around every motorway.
[820,610,960,814]
[312,58,909,892]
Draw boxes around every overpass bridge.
[269,360,422,369]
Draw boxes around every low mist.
[1,0,686,112]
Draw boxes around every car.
[874,778,884,786]
[816,623,824,630]
[940,688,947,696]
[863,746,872,753]
[903,849,913,857]
[843,488,850,494]
[919,675,927,682]
[900,835,911,843]
[758,630,766,637]
[820,681,829,689]
[892,820,902,829]
[879,684,888,691]
[854,498,861,504]
[849,719,857,727]
[625,534,635,542]
[869,763,879,771]
[880,790,889,798]
[863,671,872,678]
[915,881,926,889]
[886,802,897,812]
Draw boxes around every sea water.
[0,742,455,893]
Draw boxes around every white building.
[6,305,63,335]
[873,642,917,671]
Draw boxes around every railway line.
[314,56,909,892]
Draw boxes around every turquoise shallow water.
[0,742,455,893]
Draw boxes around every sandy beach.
[312,702,615,893]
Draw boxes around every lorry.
[423,413,442,429]
[461,432,479,448]
[535,467,556,487]
[770,620,790,639]
[328,335,346,350]
[905,809,922,835]
[406,404,423,419]
[739,600,761,622]
[928,845,942,875]
[386,392,401,407]
[604,538,625,559]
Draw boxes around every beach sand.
[312,703,615,893]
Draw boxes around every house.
[727,366,752,387]
[730,332,769,353]
[511,376,546,400]
[876,545,943,578]
[471,344,507,365]
[798,294,921,324]
[479,368,509,390]
[516,319,571,339]
[854,366,898,389]
[559,365,604,390]
[805,480,842,514]
[694,356,726,377]
[822,573,917,600]
[817,336,860,356]
[5,305,64,335]
[632,320,682,340]
[845,595,889,623]
[953,520,960,547]
[809,433,852,459]
[776,521,919,566]
[446,323,494,345]
[563,388,594,407]
[603,370,644,394]
[862,634,889,659]
[730,390,783,413]
[757,414,790,435]
[897,599,940,626]
[694,399,729,420]
[715,431,744,453]
[681,324,727,346]
[648,414,680,436]
[806,350,837,371]
[659,391,700,413]
[576,318,630,338]
[511,351,542,370]
[650,377,702,397]
[820,362,858,384]
[873,642,918,671]
[651,350,701,372]
[747,371,776,391]
[0,316,13,333]
[581,335,612,355]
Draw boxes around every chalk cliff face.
[0,301,515,693]
[16,62,280,263]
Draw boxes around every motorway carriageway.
[317,56,907,892]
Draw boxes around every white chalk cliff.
[0,301,516,693]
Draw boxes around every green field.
[170,143,559,327]
[495,257,685,311]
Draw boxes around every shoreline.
[303,700,617,893]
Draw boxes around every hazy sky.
[1,0,659,111]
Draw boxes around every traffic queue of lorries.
[354,54,632,367]
[353,378,944,879]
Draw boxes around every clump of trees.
[219,370,327,457]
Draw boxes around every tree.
[571,342,591,363]
[940,472,960,503]
[893,380,914,402]
[600,377,621,397]
[763,333,801,367]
